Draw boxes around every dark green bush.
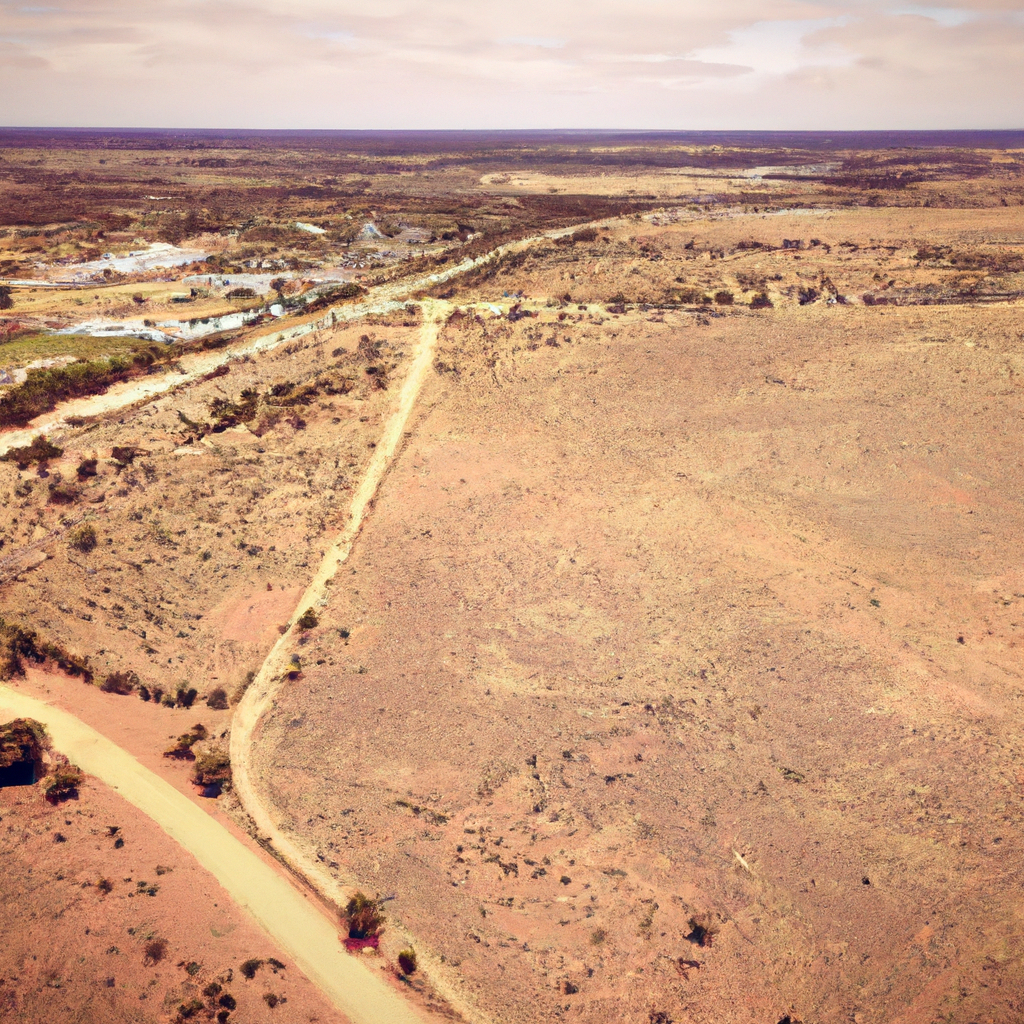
[295,608,319,631]
[205,687,229,710]
[1,435,63,469]
[68,523,97,552]
[100,670,138,695]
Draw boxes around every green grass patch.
[0,332,158,369]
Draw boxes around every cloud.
[0,0,1021,128]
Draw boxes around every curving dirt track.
[0,684,425,1024]
[228,299,486,1022]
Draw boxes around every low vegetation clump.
[342,891,386,948]
[1,435,63,469]
[0,348,165,428]
[44,764,83,803]
[295,608,319,631]
[685,912,719,948]
[164,724,208,760]
[143,938,169,965]
[100,670,139,695]
[68,523,97,552]
[397,948,417,975]
[206,686,229,709]
[0,717,47,781]
[0,615,92,682]
[192,748,231,792]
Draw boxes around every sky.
[0,0,1022,129]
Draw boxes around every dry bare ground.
[3,192,1024,1024]
[247,213,1024,1024]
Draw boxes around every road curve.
[230,301,491,1024]
[0,684,427,1024]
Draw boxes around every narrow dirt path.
[228,300,485,1023]
[0,685,427,1024]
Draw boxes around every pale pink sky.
[1,0,1022,128]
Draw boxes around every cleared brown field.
[252,265,1024,1022]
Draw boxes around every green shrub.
[100,670,138,695]
[76,458,98,479]
[68,524,97,552]
[192,749,231,790]
[1,435,63,469]
[205,687,229,710]
[0,350,162,429]
[343,892,385,939]
[397,949,417,975]
[44,764,83,803]
[713,290,734,305]
[750,292,773,309]
[0,285,12,311]
[295,608,319,631]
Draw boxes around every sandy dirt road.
[0,684,426,1024]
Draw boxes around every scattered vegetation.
[295,608,319,631]
[192,748,231,791]
[0,615,92,682]
[0,348,165,429]
[68,523,97,552]
[44,764,83,803]
[1,435,63,469]
[100,670,138,695]
[164,723,208,760]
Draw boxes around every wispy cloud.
[0,1,1021,128]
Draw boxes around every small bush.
[144,938,168,964]
[97,877,113,894]
[0,285,12,311]
[750,292,773,309]
[343,892,385,939]
[1,435,63,469]
[101,670,138,695]
[176,687,198,709]
[713,290,734,306]
[263,993,279,1008]
[239,958,263,980]
[192,749,231,790]
[47,482,80,505]
[226,287,256,300]
[44,765,83,803]
[295,608,319,631]
[206,687,229,710]
[397,949,417,975]
[68,524,97,553]
[590,928,606,945]
[76,458,98,479]
[686,913,719,948]
[218,993,237,1009]
[111,445,144,466]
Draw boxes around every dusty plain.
[1,130,1024,1024]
